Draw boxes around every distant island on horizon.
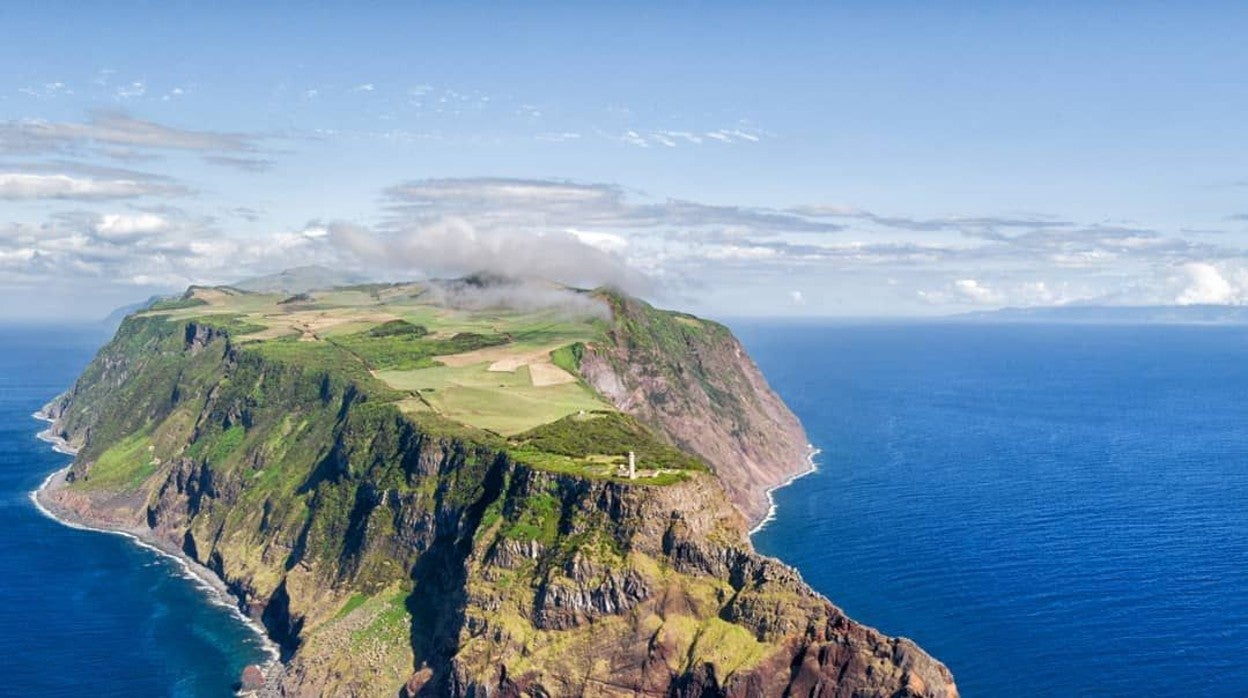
[953,304,1248,325]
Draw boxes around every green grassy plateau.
[127,282,699,480]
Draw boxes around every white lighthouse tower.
[628,451,636,479]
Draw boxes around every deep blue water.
[0,326,270,697]
[737,321,1248,697]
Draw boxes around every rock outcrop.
[579,292,810,524]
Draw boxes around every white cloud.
[0,173,181,200]
[621,130,649,148]
[953,278,1002,304]
[619,127,766,148]
[704,244,779,261]
[94,213,169,239]
[1,111,260,154]
[0,248,37,265]
[726,129,760,142]
[115,81,146,99]
[1176,262,1238,305]
[567,228,628,254]
[383,178,841,234]
[18,82,71,99]
[202,155,274,172]
[1018,281,1057,305]
[328,218,648,293]
[661,131,702,145]
[535,132,581,142]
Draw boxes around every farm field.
[143,281,611,436]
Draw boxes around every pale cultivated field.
[140,283,609,434]
[376,362,606,435]
[527,362,577,386]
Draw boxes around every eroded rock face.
[433,466,957,698]
[531,561,651,630]
[578,293,811,525]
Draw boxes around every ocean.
[0,326,270,696]
[3,321,1247,696]
[737,321,1248,696]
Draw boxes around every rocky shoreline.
[30,413,284,697]
[749,445,820,535]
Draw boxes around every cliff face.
[40,303,955,697]
[579,292,810,524]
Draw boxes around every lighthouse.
[628,451,636,479]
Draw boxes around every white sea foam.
[749,445,821,536]
[33,410,79,455]
[28,415,282,671]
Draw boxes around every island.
[36,276,956,697]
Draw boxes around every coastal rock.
[238,664,265,693]
[578,292,811,525]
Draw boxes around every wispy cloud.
[0,110,261,155]
[227,206,263,222]
[17,82,72,99]
[202,155,274,172]
[792,205,1073,232]
[114,81,146,100]
[0,172,187,200]
[381,177,844,235]
[616,126,767,148]
[535,132,582,142]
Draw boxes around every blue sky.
[2,2,1248,319]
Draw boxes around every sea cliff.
[36,284,956,697]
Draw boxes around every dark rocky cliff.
[40,305,956,697]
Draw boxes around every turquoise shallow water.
[0,326,270,696]
[736,321,1248,696]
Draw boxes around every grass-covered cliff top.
[129,278,713,484]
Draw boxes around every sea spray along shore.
[31,411,283,694]
[30,280,956,696]
[749,445,820,536]
[34,410,78,455]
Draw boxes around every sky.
[3,2,1248,320]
